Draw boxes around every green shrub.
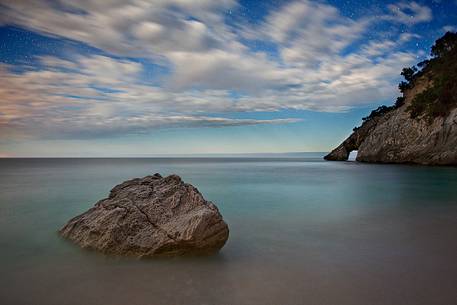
[398,81,410,93]
[362,105,395,122]
[354,32,456,130]
[401,67,417,83]
[395,97,405,108]
[406,31,457,120]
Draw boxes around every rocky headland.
[60,173,229,257]
[325,32,457,165]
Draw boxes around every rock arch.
[324,116,384,161]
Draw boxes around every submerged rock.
[60,173,229,257]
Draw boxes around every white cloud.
[245,0,370,68]
[386,1,432,25]
[0,0,427,139]
[443,25,456,32]
[0,0,237,57]
[0,56,302,139]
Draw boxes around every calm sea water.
[1,155,457,305]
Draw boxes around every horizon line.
[0,151,328,158]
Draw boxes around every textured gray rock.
[324,114,388,161]
[60,173,229,257]
[356,106,457,165]
[325,76,457,165]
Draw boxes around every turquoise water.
[1,155,457,305]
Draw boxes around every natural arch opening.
[348,150,358,161]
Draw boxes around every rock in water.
[59,174,229,257]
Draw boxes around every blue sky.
[0,0,456,156]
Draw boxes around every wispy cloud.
[0,0,432,139]
[443,25,457,32]
[385,1,432,25]
[0,55,302,139]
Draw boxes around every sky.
[0,0,456,157]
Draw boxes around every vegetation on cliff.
[326,34,457,165]
[406,32,457,120]
[357,31,457,130]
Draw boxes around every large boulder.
[60,173,229,257]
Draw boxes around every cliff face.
[323,114,389,161]
[325,32,457,165]
[324,76,457,165]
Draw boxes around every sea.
[1,154,457,305]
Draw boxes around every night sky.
[0,0,456,156]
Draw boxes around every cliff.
[325,32,457,165]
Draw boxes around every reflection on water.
[1,156,457,305]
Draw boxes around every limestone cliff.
[325,75,457,165]
[325,32,457,165]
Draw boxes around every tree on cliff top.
[355,32,456,130]
[407,31,457,120]
[431,31,457,58]
[401,67,417,83]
